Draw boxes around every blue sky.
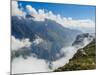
[18,1,96,22]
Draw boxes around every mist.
[12,37,92,74]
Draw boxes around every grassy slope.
[54,40,96,72]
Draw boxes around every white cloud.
[26,5,46,21]
[11,36,32,51]
[11,46,83,74]
[52,46,77,69]
[11,35,93,74]
[12,1,24,16]
[62,19,95,32]
[11,35,46,51]
[26,5,37,15]
[33,36,44,46]
[12,1,95,32]
[11,46,78,74]
[24,4,95,29]
[24,5,95,32]
[12,56,50,74]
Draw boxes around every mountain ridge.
[54,39,96,71]
[11,15,82,61]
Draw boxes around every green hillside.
[54,40,96,72]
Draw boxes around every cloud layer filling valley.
[11,1,95,74]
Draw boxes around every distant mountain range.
[11,15,94,62]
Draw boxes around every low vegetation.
[54,40,96,71]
